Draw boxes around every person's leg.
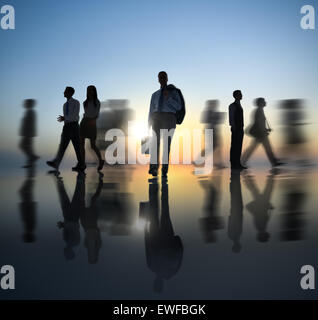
[54,125,71,166]
[70,124,85,168]
[90,138,102,161]
[237,130,244,166]
[262,136,277,166]
[230,129,237,167]
[149,116,160,174]
[80,137,86,165]
[241,139,259,165]
[161,114,176,175]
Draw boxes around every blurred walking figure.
[47,87,85,172]
[279,99,310,166]
[19,99,39,168]
[79,86,104,171]
[148,71,185,178]
[229,90,246,170]
[242,98,283,167]
[200,100,226,169]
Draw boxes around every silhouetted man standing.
[47,87,85,171]
[229,90,246,170]
[148,71,182,178]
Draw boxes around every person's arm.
[229,104,236,129]
[57,103,65,122]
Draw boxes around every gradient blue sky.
[0,0,317,159]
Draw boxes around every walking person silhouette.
[19,99,39,168]
[78,85,104,172]
[47,87,85,172]
[242,98,283,167]
[229,90,246,170]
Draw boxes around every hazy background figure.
[278,99,310,166]
[242,98,282,167]
[80,173,103,264]
[18,166,37,243]
[19,99,39,168]
[228,171,243,253]
[244,174,275,243]
[200,100,226,169]
[140,179,183,293]
[96,99,135,164]
[79,86,104,171]
[198,173,225,243]
[51,172,85,260]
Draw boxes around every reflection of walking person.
[242,98,283,167]
[79,86,104,171]
[244,174,275,242]
[47,87,85,172]
[80,174,103,264]
[53,172,85,260]
[229,90,246,170]
[19,99,39,168]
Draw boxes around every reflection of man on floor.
[142,179,183,293]
[228,172,243,253]
[52,172,85,260]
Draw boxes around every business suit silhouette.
[229,90,246,170]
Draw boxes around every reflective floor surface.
[0,164,317,299]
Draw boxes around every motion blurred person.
[47,87,85,172]
[148,71,183,177]
[19,99,39,168]
[242,98,283,167]
[78,86,104,171]
[229,90,246,170]
[200,100,226,169]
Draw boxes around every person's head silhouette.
[23,99,36,109]
[254,97,266,108]
[64,86,75,99]
[158,71,168,88]
[206,99,219,111]
[233,90,243,101]
[86,85,98,101]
